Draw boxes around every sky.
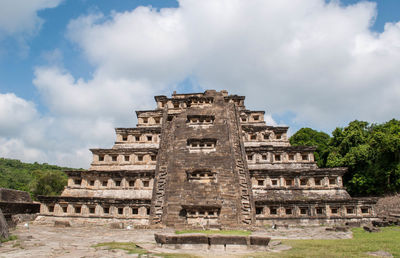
[0,0,399,168]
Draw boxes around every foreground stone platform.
[154,233,271,250]
[1,223,355,257]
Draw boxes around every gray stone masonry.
[37,90,377,228]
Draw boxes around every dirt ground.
[0,223,352,258]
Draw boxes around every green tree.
[0,158,78,199]
[290,127,331,167]
[291,119,400,196]
[326,119,400,196]
[31,170,68,197]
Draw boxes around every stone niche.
[181,205,221,227]
[186,115,215,128]
[186,138,217,153]
[186,170,217,183]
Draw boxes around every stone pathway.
[253,225,352,240]
[0,223,352,257]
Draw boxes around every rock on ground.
[0,208,9,240]
[367,250,393,257]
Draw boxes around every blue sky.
[1,0,398,109]
[0,0,179,112]
[0,0,399,167]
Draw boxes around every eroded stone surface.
[37,90,377,228]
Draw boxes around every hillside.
[0,158,80,200]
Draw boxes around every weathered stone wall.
[0,188,32,203]
[38,196,150,224]
[150,90,254,228]
[38,89,377,227]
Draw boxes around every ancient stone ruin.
[0,188,40,228]
[38,90,376,228]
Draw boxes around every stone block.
[249,235,271,246]
[0,208,9,240]
[345,221,361,227]
[110,222,124,229]
[159,234,208,245]
[363,225,380,233]
[154,233,167,244]
[176,234,209,244]
[0,188,32,203]
[208,235,248,245]
[54,220,71,227]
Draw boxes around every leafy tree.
[31,170,68,197]
[289,127,331,167]
[291,119,400,196]
[326,119,400,196]
[0,158,79,200]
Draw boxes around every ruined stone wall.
[38,89,376,227]
[150,90,254,228]
[0,188,32,203]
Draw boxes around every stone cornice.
[135,110,163,116]
[241,109,265,114]
[65,170,155,177]
[254,197,378,205]
[241,125,289,132]
[90,148,158,154]
[38,196,151,205]
[245,145,317,152]
[249,167,347,176]
[115,127,161,134]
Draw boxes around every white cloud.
[2,0,400,167]
[63,0,399,130]
[0,138,46,163]
[0,0,62,36]
[33,66,155,119]
[0,93,38,136]
[0,0,62,56]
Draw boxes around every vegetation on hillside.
[290,119,400,196]
[0,158,79,200]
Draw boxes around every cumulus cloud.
[33,66,155,119]
[0,0,62,56]
[62,0,399,129]
[0,0,62,36]
[0,93,38,136]
[0,92,92,167]
[2,0,400,167]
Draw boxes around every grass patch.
[0,235,18,243]
[243,226,400,258]
[92,241,147,255]
[175,229,251,236]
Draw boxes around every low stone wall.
[255,216,377,226]
[34,215,149,227]
[0,201,40,228]
[154,233,270,250]
[0,202,40,216]
[0,188,32,202]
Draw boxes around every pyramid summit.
[38,90,376,228]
